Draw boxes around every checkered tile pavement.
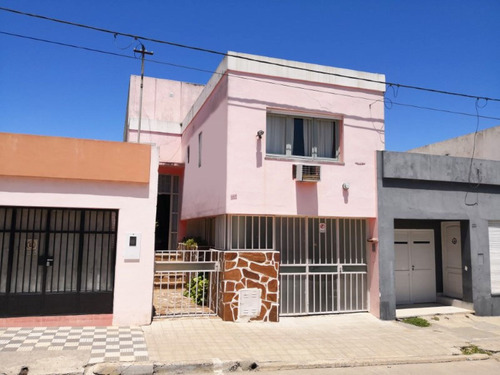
[0,326,149,364]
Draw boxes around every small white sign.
[124,233,141,260]
[319,223,327,233]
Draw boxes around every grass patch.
[401,317,431,327]
[431,316,440,321]
[460,344,492,356]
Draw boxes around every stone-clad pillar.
[219,251,280,322]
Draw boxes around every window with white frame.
[266,113,339,160]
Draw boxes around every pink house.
[0,134,158,326]
[125,52,385,321]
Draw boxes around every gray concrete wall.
[377,151,500,320]
[409,125,500,161]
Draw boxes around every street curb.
[84,354,490,374]
[252,354,490,372]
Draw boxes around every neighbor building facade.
[377,126,500,319]
[0,133,157,326]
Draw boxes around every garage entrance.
[395,229,436,304]
[277,217,368,315]
[0,206,118,317]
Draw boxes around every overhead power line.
[2,30,500,123]
[1,6,500,103]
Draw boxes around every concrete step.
[436,295,474,311]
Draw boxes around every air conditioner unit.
[293,164,321,182]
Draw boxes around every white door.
[441,222,463,299]
[395,229,436,304]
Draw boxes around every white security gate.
[277,218,368,315]
[153,248,220,318]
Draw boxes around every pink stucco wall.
[367,218,380,317]
[0,146,159,326]
[226,72,383,218]
[128,131,183,164]
[125,76,204,164]
[127,76,204,126]
[179,59,384,220]
[181,75,229,220]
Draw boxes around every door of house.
[0,206,117,317]
[278,217,368,315]
[441,222,463,299]
[155,175,180,250]
[395,229,436,305]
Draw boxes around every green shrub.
[401,317,430,327]
[183,274,209,305]
[460,344,492,355]
[181,236,208,246]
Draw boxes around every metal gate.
[153,248,220,318]
[277,217,368,315]
[0,206,117,317]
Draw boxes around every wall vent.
[293,164,321,182]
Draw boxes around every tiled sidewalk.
[143,313,500,364]
[1,312,500,375]
[0,326,148,364]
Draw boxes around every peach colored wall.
[225,72,385,218]
[180,76,229,220]
[0,145,159,326]
[0,133,151,184]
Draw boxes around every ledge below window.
[265,154,345,166]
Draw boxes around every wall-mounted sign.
[319,223,326,233]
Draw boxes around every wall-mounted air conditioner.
[293,164,321,182]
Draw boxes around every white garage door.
[488,221,500,295]
[395,229,436,305]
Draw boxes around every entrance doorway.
[155,175,180,250]
[0,206,117,317]
[441,222,463,299]
[277,217,368,315]
[395,229,436,304]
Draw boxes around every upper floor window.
[266,113,339,160]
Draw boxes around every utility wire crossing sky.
[0,0,500,149]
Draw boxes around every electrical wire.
[0,31,139,60]
[464,99,485,206]
[1,6,500,103]
[2,30,500,123]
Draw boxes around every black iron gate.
[0,206,118,317]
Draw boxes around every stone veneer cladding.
[219,251,280,322]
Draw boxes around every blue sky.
[0,0,499,151]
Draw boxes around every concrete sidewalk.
[1,312,500,374]
[143,313,500,371]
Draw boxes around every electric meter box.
[238,288,261,319]
[124,233,141,260]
